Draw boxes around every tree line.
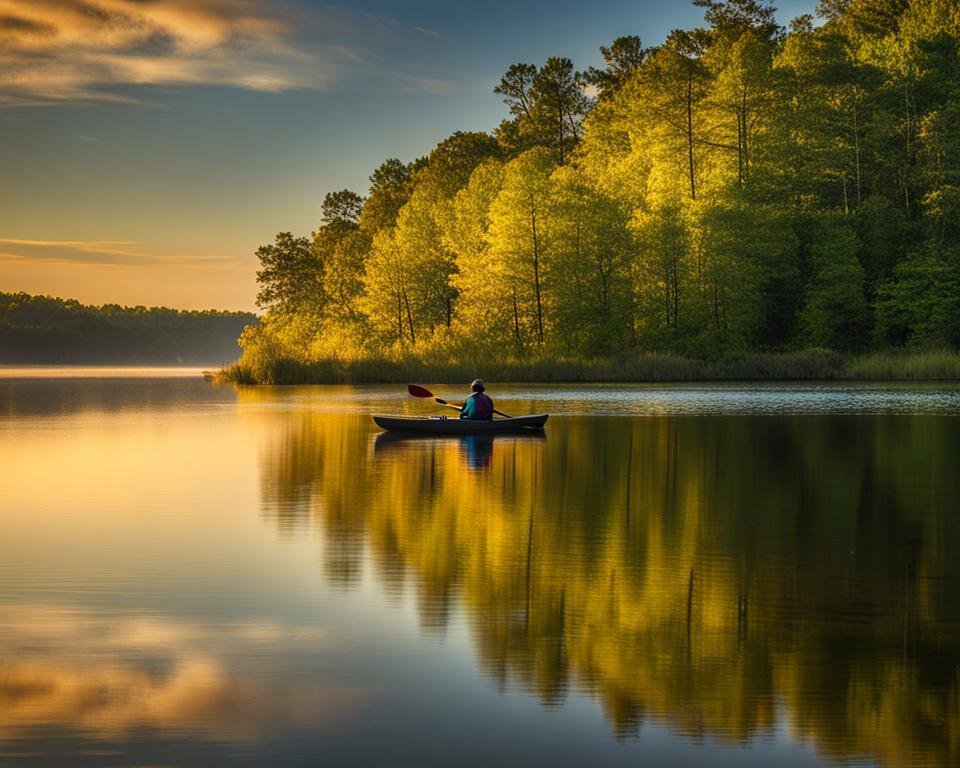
[0,292,256,364]
[244,0,960,376]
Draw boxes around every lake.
[1,370,959,767]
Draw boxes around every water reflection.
[0,605,363,745]
[373,431,547,472]
[257,402,960,767]
[0,373,223,418]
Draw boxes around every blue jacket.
[460,392,494,420]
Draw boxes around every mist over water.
[1,372,958,767]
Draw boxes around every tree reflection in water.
[257,404,960,767]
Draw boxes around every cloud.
[0,238,234,266]
[0,0,450,105]
[0,603,365,743]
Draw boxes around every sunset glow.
[0,0,816,311]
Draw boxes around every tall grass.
[214,348,865,385]
[845,350,960,380]
[215,347,960,385]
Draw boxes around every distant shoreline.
[0,365,212,379]
[1,291,256,367]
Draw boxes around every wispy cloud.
[0,238,234,266]
[0,0,450,105]
[0,603,365,742]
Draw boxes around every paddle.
[408,384,513,419]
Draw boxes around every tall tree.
[798,217,870,349]
[446,159,508,348]
[712,30,777,188]
[361,229,416,345]
[694,0,783,43]
[321,189,364,226]
[585,35,650,100]
[689,197,795,354]
[312,190,369,347]
[550,166,635,353]
[486,148,558,347]
[359,158,421,234]
[255,232,322,318]
[495,58,590,164]
[393,132,501,340]
[644,31,713,200]
[531,57,591,165]
[632,201,693,343]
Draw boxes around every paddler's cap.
[471,378,485,392]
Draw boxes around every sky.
[0,0,819,312]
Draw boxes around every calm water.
[2,371,959,767]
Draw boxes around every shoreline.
[212,350,960,386]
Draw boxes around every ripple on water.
[492,383,960,416]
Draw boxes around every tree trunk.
[736,107,744,187]
[671,246,680,330]
[513,290,522,344]
[687,75,696,200]
[396,292,403,342]
[853,99,862,207]
[664,274,671,330]
[530,195,545,345]
[741,86,749,185]
[402,286,415,344]
[713,276,721,331]
[558,108,565,165]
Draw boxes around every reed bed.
[213,348,903,385]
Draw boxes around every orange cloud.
[0,238,234,266]
[0,603,365,742]
[0,0,449,105]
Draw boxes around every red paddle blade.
[407,384,434,398]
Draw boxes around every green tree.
[549,166,635,354]
[705,28,778,190]
[875,241,960,347]
[495,58,590,164]
[852,195,911,297]
[321,189,364,225]
[372,133,502,347]
[689,196,794,354]
[361,228,415,345]
[255,232,322,318]
[446,159,508,350]
[799,217,870,349]
[642,32,713,201]
[632,201,694,345]
[695,0,783,43]
[486,148,558,347]
[304,190,368,353]
[584,36,650,100]
[359,158,421,234]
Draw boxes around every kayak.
[373,413,548,434]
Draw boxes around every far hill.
[0,292,256,365]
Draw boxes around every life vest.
[472,392,494,420]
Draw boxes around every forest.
[228,0,960,383]
[0,292,256,364]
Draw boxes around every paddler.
[460,378,494,421]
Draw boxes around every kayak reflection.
[373,429,547,471]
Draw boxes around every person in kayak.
[460,378,494,420]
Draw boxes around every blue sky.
[0,0,819,310]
